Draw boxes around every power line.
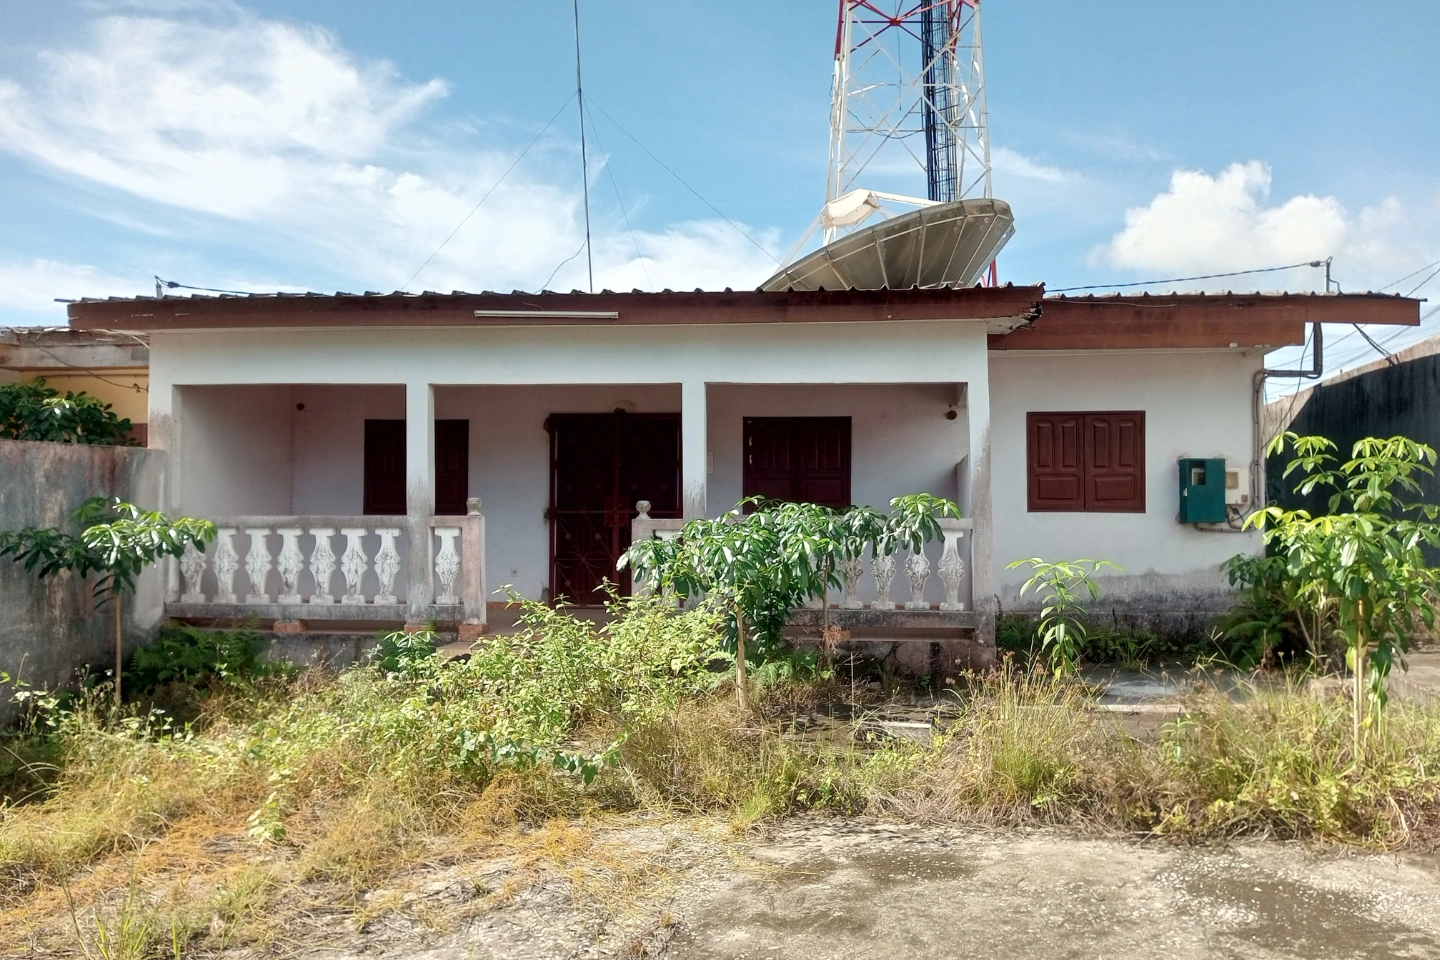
[400,93,576,293]
[1404,263,1440,298]
[154,276,258,296]
[1379,256,1440,293]
[585,101,653,292]
[587,97,780,266]
[1048,260,1326,294]
[572,0,594,293]
[542,239,588,292]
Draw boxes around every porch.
[161,378,988,653]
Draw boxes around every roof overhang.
[990,292,1422,351]
[66,287,1046,332]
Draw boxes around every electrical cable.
[1404,264,1440,298]
[1047,260,1325,294]
[399,93,577,293]
[1378,256,1440,293]
[541,239,589,292]
[586,96,780,266]
[585,101,653,292]
[154,277,258,296]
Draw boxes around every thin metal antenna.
[573,0,594,293]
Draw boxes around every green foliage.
[1004,558,1120,675]
[1239,432,1440,746]
[125,624,271,695]
[0,496,216,606]
[0,378,135,445]
[621,494,960,662]
[1217,552,1312,668]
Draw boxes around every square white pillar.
[965,376,996,648]
[405,382,435,619]
[682,380,708,520]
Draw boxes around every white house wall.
[439,384,682,599]
[706,383,965,512]
[989,350,1263,616]
[177,385,294,516]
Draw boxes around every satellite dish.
[763,197,1015,292]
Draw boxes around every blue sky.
[1,0,1437,374]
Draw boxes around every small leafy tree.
[1004,558,1120,675]
[1242,432,1440,753]
[0,378,135,445]
[621,494,960,706]
[0,497,215,704]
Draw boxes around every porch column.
[967,375,997,655]
[405,381,435,622]
[681,380,708,519]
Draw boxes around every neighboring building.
[0,327,151,444]
[1267,330,1440,513]
[63,287,1419,663]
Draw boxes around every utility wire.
[587,96,780,266]
[572,0,594,293]
[154,276,258,296]
[400,93,576,293]
[585,101,653,292]
[542,239,589,292]
[1379,256,1440,293]
[1048,260,1325,294]
[1404,263,1440,298]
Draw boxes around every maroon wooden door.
[363,419,469,515]
[548,412,680,604]
[743,417,852,509]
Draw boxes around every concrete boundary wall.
[0,439,166,724]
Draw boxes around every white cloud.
[0,258,142,321]
[991,147,1079,184]
[0,8,779,306]
[1092,161,1438,291]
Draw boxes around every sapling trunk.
[114,593,123,707]
[735,607,749,709]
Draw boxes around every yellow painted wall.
[16,370,150,424]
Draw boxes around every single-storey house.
[63,286,1420,666]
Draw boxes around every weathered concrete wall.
[0,439,166,724]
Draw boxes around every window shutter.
[1027,413,1084,511]
[1084,413,1145,512]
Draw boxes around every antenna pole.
[573,0,594,293]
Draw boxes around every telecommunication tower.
[821,1,992,244]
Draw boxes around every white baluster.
[243,527,273,604]
[308,527,337,604]
[212,528,240,603]
[179,541,208,603]
[839,557,863,610]
[904,549,931,611]
[871,552,897,611]
[339,527,369,604]
[275,527,304,604]
[434,527,461,604]
[939,527,967,612]
[373,527,401,604]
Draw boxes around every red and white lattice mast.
[820,3,994,275]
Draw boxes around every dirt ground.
[220,819,1440,960]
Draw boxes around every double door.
[547,412,681,603]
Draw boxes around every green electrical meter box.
[1178,457,1227,523]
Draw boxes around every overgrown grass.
[5,601,1440,955]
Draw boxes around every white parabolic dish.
[762,197,1015,292]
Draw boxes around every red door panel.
[743,417,852,509]
[549,412,680,604]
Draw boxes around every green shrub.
[0,378,135,445]
[125,623,271,694]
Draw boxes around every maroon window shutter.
[1083,412,1145,512]
[1027,413,1084,511]
[363,419,406,515]
[434,419,470,516]
[743,417,852,509]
